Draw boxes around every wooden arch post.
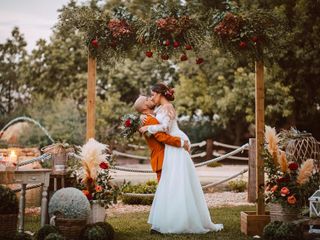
[255,60,265,215]
[86,55,97,141]
[241,61,268,236]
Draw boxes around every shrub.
[34,225,60,240]
[207,162,223,168]
[121,180,157,205]
[80,222,114,240]
[228,179,247,192]
[44,233,66,240]
[48,187,90,219]
[0,185,18,214]
[122,195,154,205]
[95,222,115,240]
[263,221,303,240]
[263,221,282,240]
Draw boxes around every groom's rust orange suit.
[143,114,181,182]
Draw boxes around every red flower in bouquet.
[288,162,299,171]
[276,176,290,183]
[95,185,103,193]
[185,45,192,50]
[82,190,90,196]
[125,119,132,127]
[287,195,297,205]
[145,51,153,58]
[271,185,278,192]
[280,187,290,196]
[99,162,109,170]
[239,41,247,48]
[196,58,204,65]
[87,177,93,184]
[91,39,99,48]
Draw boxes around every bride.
[139,83,223,234]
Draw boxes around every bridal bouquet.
[76,138,119,208]
[120,114,141,138]
[264,126,318,209]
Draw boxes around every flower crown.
[164,88,174,97]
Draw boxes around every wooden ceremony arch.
[85,56,266,220]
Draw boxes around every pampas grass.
[265,125,280,165]
[279,151,288,173]
[297,159,314,185]
[79,138,109,184]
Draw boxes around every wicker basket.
[0,214,18,234]
[269,203,301,222]
[55,218,87,240]
[286,133,320,165]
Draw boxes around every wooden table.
[0,169,51,233]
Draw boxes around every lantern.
[309,188,320,234]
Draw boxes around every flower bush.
[264,126,319,209]
[74,139,120,208]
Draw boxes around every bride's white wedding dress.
[147,104,223,234]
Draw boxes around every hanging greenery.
[135,2,206,63]
[209,1,285,62]
[57,0,285,64]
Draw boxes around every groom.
[134,96,189,182]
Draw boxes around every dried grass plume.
[79,138,108,184]
[265,126,280,165]
[279,151,288,173]
[297,159,314,185]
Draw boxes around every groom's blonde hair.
[134,96,147,113]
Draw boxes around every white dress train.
[147,104,223,234]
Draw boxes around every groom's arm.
[144,117,182,148]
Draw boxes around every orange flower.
[287,195,297,205]
[95,185,103,193]
[271,185,278,192]
[82,190,89,196]
[280,187,290,196]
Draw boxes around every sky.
[0,0,74,52]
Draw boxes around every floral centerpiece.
[264,126,319,214]
[75,138,119,209]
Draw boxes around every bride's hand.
[140,114,147,124]
[139,126,148,134]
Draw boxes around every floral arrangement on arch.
[75,138,119,208]
[136,2,205,63]
[264,126,319,209]
[209,1,285,62]
[57,5,137,63]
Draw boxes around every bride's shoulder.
[160,103,176,119]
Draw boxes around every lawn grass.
[25,205,256,240]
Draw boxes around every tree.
[0,27,28,115]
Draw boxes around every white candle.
[9,150,17,165]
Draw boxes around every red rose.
[163,39,170,46]
[99,162,109,169]
[251,36,258,42]
[161,54,169,60]
[125,119,132,127]
[288,162,299,171]
[91,39,99,48]
[239,41,247,48]
[276,176,290,183]
[87,193,93,200]
[145,51,153,58]
[185,45,192,50]
[280,187,290,196]
[87,177,93,184]
[180,54,188,61]
[196,58,204,65]
[173,41,180,48]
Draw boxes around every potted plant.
[0,185,19,235]
[74,139,119,224]
[264,126,319,222]
[48,187,91,240]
